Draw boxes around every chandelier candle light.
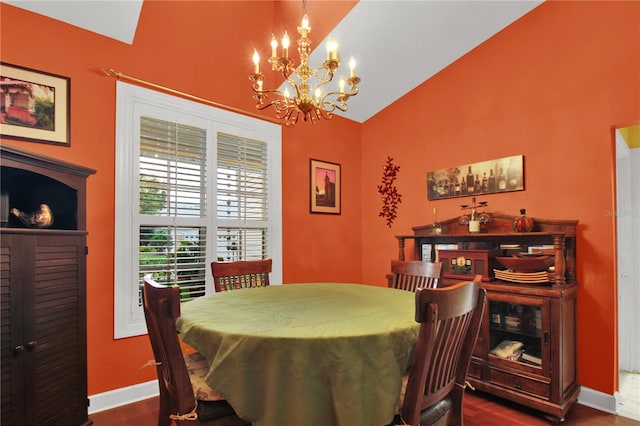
[249,2,360,125]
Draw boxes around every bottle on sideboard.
[469,197,480,233]
[469,207,480,233]
[513,208,534,232]
[431,207,442,235]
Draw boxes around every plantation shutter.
[137,116,208,300]
[216,132,269,261]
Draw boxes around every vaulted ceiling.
[5,0,543,123]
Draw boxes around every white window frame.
[114,81,282,338]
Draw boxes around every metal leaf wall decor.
[377,156,401,227]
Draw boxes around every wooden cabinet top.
[1,145,96,230]
[400,213,577,239]
[1,145,96,182]
[394,213,578,288]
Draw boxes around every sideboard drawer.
[489,367,550,399]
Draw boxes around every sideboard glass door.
[487,294,550,376]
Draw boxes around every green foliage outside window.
[139,175,167,215]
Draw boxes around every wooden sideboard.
[395,214,580,423]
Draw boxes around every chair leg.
[157,385,173,426]
[449,386,465,426]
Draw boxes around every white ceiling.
[4,0,143,45]
[4,0,542,123]
[308,1,542,122]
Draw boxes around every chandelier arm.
[324,102,347,113]
[274,99,294,114]
[255,99,286,112]
[317,107,333,120]
[314,68,336,87]
[313,77,335,93]
[317,100,341,113]
[322,87,358,99]
[283,76,305,100]
[253,87,285,96]
[284,107,299,125]
[319,86,358,111]
[252,84,291,101]
[253,92,296,116]
[255,103,275,112]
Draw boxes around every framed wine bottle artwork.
[426,155,524,200]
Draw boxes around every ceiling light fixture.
[249,0,360,125]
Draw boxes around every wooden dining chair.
[389,260,443,291]
[142,275,250,426]
[211,259,272,292]
[391,279,487,426]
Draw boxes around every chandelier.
[249,1,360,125]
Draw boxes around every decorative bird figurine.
[11,204,54,228]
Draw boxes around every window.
[115,81,282,338]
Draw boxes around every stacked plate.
[493,269,554,284]
[495,256,555,273]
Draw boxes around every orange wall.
[0,0,359,395]
[360,1,639,395]
[282,120,363,284]
[1,0,638,398]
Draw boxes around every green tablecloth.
[176,283,418,426]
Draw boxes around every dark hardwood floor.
[90,391,640,425]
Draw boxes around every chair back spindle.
[211,259,272,292]
[390,260,443,291]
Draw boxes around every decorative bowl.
[495,256,555,273]
[516,252,547,258]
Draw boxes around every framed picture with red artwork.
[0,62,70,146]
[310,159,341,214]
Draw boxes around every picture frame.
[310,159,341,214]
[0,62,70,146]
[427,155,524,200]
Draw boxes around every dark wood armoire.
[1,145,95,425]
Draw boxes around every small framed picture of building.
[310,159,341,214]
[0,63,70,146]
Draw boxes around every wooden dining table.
[175,283,419,426]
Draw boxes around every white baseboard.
[88,380,158,414]
[577,385,619,415]
[88,383,618,417]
